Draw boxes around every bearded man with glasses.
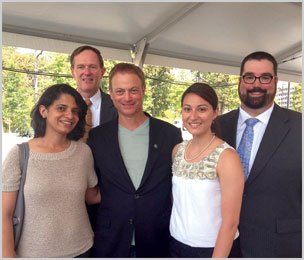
[216,51,301,258]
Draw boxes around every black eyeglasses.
[242,74,276,84]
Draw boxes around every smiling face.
[182,93,218,137]
[40,94,80,137]
[71,49,105,98]
[238,59,278,115]
[109,72,145,118]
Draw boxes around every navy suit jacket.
[217,104,302,257]
[87,114,182,257]
[86,90,117,229]
[99,89,117,124]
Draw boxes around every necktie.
[82,99,92,142]
[237,118,259,180]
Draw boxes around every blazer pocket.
[276,218,302,234]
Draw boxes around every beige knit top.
[2,141,97,258]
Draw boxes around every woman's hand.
[85,186,101,205]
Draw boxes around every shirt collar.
[239,102,274,126]
[88,90,101,109]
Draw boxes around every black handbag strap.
[13,142,29,249]
[13,142,29,225]
[17,142,29,182]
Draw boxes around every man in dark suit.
[87,63,182,257]
[70,45,117,127]
[70,45,117,236]
[217,51,301,257]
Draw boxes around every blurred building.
[275,81,296,109]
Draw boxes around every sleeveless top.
[169,141,239,247]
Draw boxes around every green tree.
[166,69,192,122]
[2,48,76,134]
[4,46,300,135]
[143,65,175,120]
[34,51,75,98]
[101,59,119,93]
[192,71,240,114]
[291,84,302,112]
[2,46,35,133]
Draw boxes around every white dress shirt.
[236,103,274,175]
[86,90,101,128]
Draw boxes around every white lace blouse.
[169,141,239,247]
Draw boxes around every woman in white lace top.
[169,83,244,258]
[2,84,101,258]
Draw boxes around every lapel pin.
[154,144,158,149]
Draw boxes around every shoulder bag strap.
[17,142,29,179]
[13,142,29,250]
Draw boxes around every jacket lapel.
[99,89,117,124]
[221,109,239,148]
[104,120,136,192]
[246,104,290,185]
[99,89,105,122]
[138,116,162,189]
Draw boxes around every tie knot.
[245,118,259,127]
[85,99,92,107]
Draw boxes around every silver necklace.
[184,134,216,161]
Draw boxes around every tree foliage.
[291,84,302,112]
[101,59,119,93]
[143,65,175,120]
[2,47,35,133]
[192,71,240,114]
[2,46,302,135]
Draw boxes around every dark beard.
[244,92,266,109]
[239,87,275,109]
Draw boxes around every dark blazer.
[86,90,117,230]
[99,89,117,124]
[87,114,182,257]
[216,104,302,258]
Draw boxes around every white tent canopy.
[3,2,302,83]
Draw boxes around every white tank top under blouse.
[169,141,239,248]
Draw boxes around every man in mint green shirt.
[87,63,182,257]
